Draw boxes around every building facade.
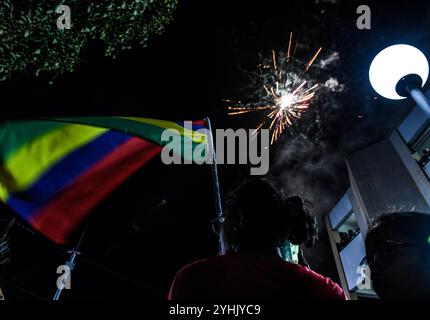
[325,90,430,299]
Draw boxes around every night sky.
[0,0,430,300]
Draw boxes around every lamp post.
[369,44,430,117]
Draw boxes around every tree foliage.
[0,0,178,81]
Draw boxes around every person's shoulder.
[168,257,215,300]
[285,263,346,300]
[175,256,222,275]
[176,254,242,275]
[176,257,210,274]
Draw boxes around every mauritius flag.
[0,117,207,244]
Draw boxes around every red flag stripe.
[30,137,161,244]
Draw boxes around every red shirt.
[168,253,346,300]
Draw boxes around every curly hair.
[223,179,318,252]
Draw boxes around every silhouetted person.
[168,179,345,300]
[365,212,430,299]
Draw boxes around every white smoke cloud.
[319,51,340,69]
[324,77,344,92]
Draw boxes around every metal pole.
[0,217,15,266]
[53,249,79,300]
[0,217,15,243]
[406,85,430,119]
[204,117,227,255]
[53,224,87,300]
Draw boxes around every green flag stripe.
[0,120,66,161]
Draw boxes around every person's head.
[365,212,430,299]
[220,179,317,255]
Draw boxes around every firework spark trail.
[227,33,321,144]
[287,32,293,62]
[272,50,277,73]
[305,47,322,71]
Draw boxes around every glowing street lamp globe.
[369,44,429,100]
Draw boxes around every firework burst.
[227,32,322,144]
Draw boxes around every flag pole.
[53,224,88,300]
[204,117,227,255]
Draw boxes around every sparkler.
[227,32,322,144]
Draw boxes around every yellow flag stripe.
[120,117,207,144]
[0,124,107,201]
